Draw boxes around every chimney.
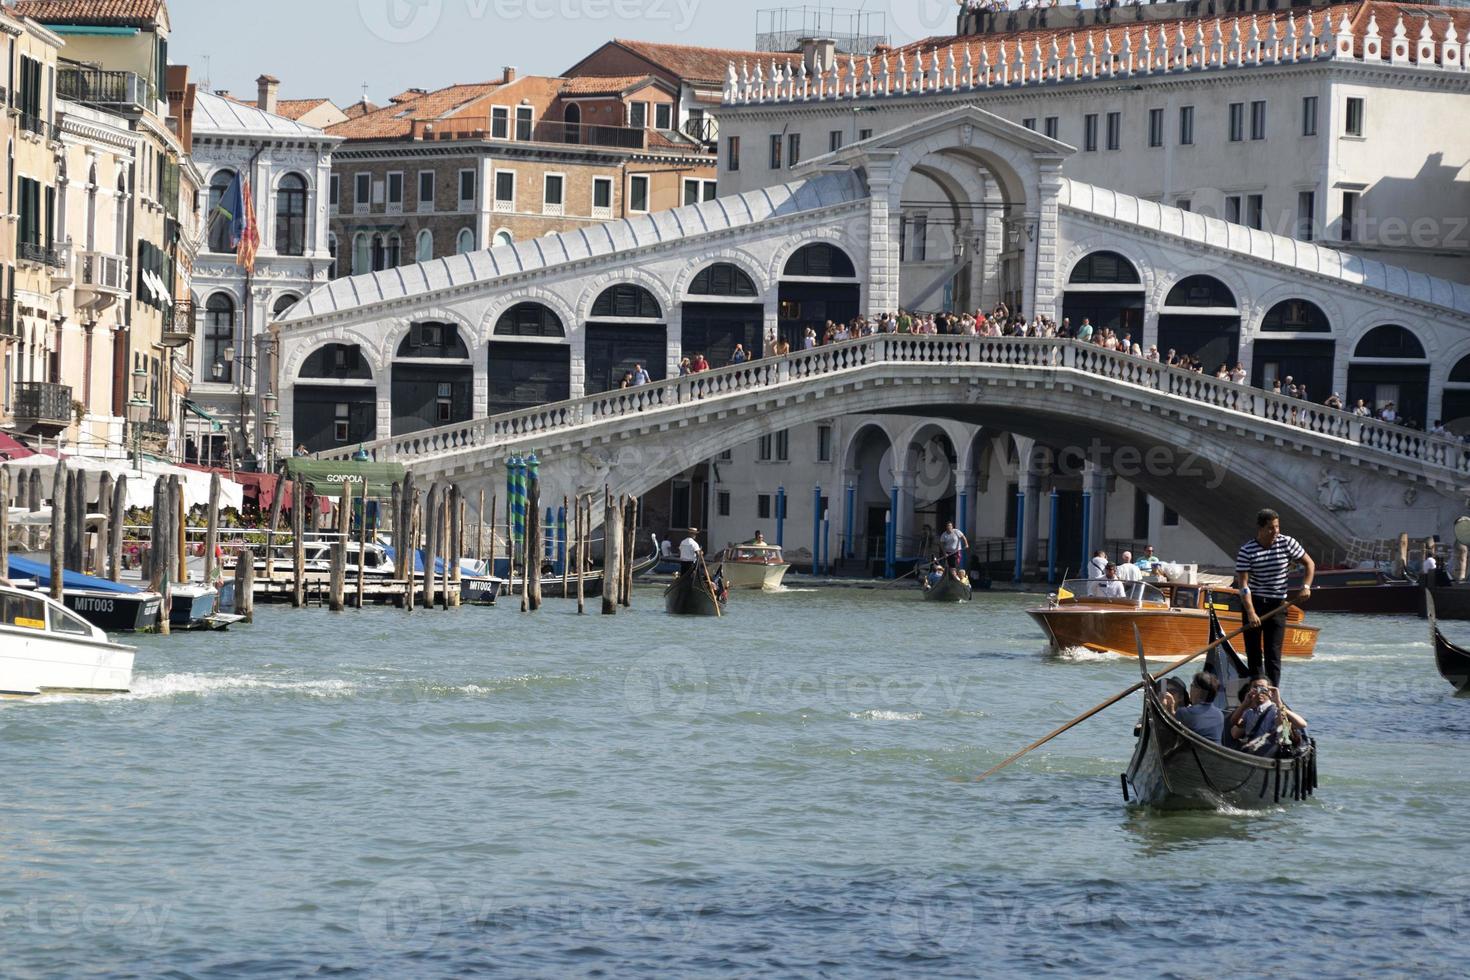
[257,74,280,113]
[502,66,517,84]
[799,38,837,75]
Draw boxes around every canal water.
[2,587,1466,976]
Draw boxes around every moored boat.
[0,582,135,695]
[1426,592,1470,693]
[1028,579,1318,658]
[1122,617,1318,809]
[664,562,724,616]
[717,542,790,590]
[1286,566,1419,615]
[6,554,161,632]
[921,570,973,602]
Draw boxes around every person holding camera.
[1228,676,1309,755]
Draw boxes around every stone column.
[665,307,683,377]
[1084,460,1109,557]
[866,155,899,316]
[376,370,393,443]
[1029,161,1065,322]
[1021,469,1042,577]
[472,343,489,418]
[979,179,1005,311]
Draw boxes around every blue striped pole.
[1047,489,1060,584]
[884,505,895,579]
[811,484,821,576]
[886,482,899,578]
[544,507,554,573]
[506,455,521,560]
[844,481,856,560]
[1079,487,1092,577]
[1013,486,1026,583]
[821,512,830,576]
[775,485,786,547]
[557,504,567,574]
[523,453,539,555]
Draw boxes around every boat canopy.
[5,554,142,595]
[281,459,407,499]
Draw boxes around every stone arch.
[1349,320,1433,361]
[1060,245,1149,288]
[282,329,387,382]
[480,288,579,344]
[572,267,676,325]
[672,247,772,301]
[766,233,864,285]
[379,305,480,364]
[1153,270,1245,311]
[841,420,898,477]
[1245,285,1343,337]
[885,125,1040,218]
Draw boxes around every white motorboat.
[718,542,791,590]
[0,582,135,695]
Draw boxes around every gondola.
[1425,591,1470,693]
[664,560,724,616]
[920,571,973,602]
[1122,612,1318,810]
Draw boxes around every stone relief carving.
[1318,470,1355,512]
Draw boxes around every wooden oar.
[970,601,1290,782]
[698,554,722,617]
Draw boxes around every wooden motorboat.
[664,562,724,616]
[1285,566,1419,615]
[0,582,135,695]
[1028,579,1318,658]
[1426,591,1470,693]
[1123,617,1318,809]
[7,554,162,632]
[717,542,790,590]
[920,569,973,602]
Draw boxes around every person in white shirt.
[678,528,703,571]
[1115,551,1143,582]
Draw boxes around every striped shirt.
[1235,534,1305,600]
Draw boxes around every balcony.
[530,119,646,150]
[74,249,129,310]
[13,382,73,430]
[57,66,151,112]
[18,241,65,269]
[18,112,50,139]
[161,301,196,348]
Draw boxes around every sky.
[166,0,960,109]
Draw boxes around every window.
[717,491,731,517]
[353,232,369,273]
[1147,108,1163,148]
[206,169,237,252]
[829,129,844,152]
[1345,97,1364,137]
[491,106,509,139]
[459,169,476,207]
[1228,103,1244,142]
[817,424,832,462]
[515,106,533,140]
[775,430,789,461]
[328,232,339,277]
[416,229,433,262]
[1105,112,1120,151]
[456,228,475,254]
[1250,100,1266,140]
[689,263,757,296]
[334,403,350,443]
[629,101,647,129]
[1178,105,1194,145]
[654,103,672,129]
[727,135,740,171]
[769,133,782,169]
[718,448,732,461]
[1043,116,1058,139]
[328,174,339,211]
[1342,190,1359,241]
[593,176,612,213]
[385,234,401,267]
[1225,195,1242,224]
[1083,113,1098,152]
[495,302,565,338]
[204,292,234,384]
[1022,117,1036,131]
[858,128,872,140]
[683,179,716,205]
[1176,198,1191,212]
[628,174,649,212]
[543,173,564,215]
[1163,506,1179,527]
[911,214,928,262]
[591,284,661,319]
[757,494,771,519]
[386,171,403,208]
[757,435,772,461]
[1296,190,1315,241]
[354,172,370,212]
[274,173,307,255]
[787,132,801,167]
[1246,194,1263,230]
[494,170,515,210]
[1302,96,1318,137]
[417,171,434,211]
[436,382,453,422]
[493,229,513,247]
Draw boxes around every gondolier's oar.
[698,554,722,618]
[970,601,1291,782]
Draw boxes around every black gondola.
[920,571,973,602]
[1426,591,1470,693]
[664,560,723,616]
[1122,612,1318,810]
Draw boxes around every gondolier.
[1234,508,1315,688]
[938,521,969,573]
[678,528,703,572]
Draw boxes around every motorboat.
[0,581,135,695]
[6,554,161,632]
[1028,579,1318,658]
[717,542,790,590]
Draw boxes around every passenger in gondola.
[925,560,945,589]
[1160,672,1225,743]
[1228,676,1308,755]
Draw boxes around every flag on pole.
[236,178,261,274]
[210,172,245,244]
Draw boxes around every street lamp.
[127,364,150,470]
[261,388,279,472]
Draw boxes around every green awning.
[182,399,223,431]
[282,459,407,500]
[49,25,141,35]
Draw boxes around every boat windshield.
[1058,578,1167,605]
[0,589,48,630]
[730,547,782,563]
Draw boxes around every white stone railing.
[323,334,1470,479]
[722,12,1465,106]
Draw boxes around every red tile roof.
[326,83,505,140]
[606,38,801,84]
[13,0,165,25]
[558,74,661,97]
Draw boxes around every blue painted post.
[544,507,555,574]
[506,455,521,561]
[1079,487,1092,575]
[887,483,899,578]
[1047,488,1060,584]
[775,485,786,547]
[557,505,567,574]
[844,481,856,560]
[884,509,895,580]
[821,513,830,576]
[1013,486,1026,583]
[957,486,970,564]
[811,484,821,577]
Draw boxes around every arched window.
[274,172,307,255]
[416,229,433,262]
[1164,275,1236,308]
[300,343,372,380]
[370,233,387,272]
[207,169,237,253]
[1261,299,1330,333]
[688,262,757,296]
[204,293,235,383]
[783,242,856,278]
[272,294,300,320]
[495,302,564,338]
[386,233,401,268]
[1068,251,1141,285]
[397,322,470,358]
[493,229,513,247]
[1450,355,1470,384]
[564,103,581,144]
[591,284,661,319]
[1354,325,1425,359]
[353,233,369,274]
[456,228,475,254]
